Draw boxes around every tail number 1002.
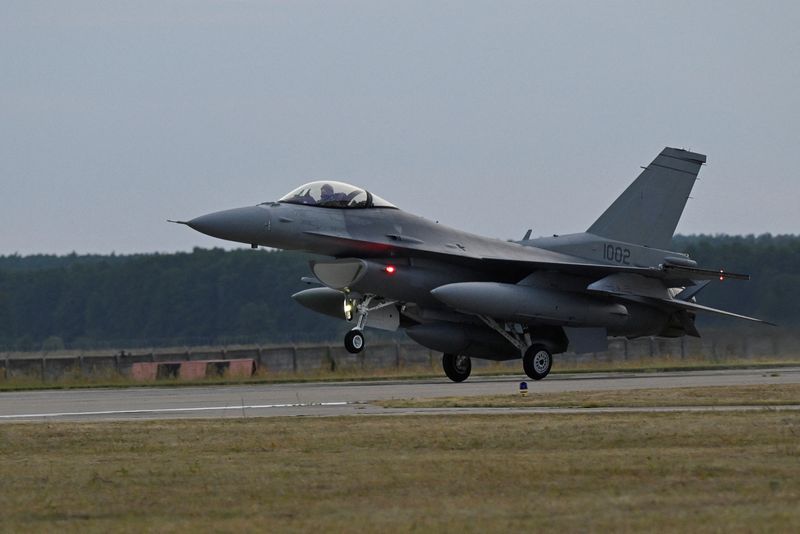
[604,244,630,265]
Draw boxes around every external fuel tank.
[431,282,629,327]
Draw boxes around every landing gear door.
[367,303,400,332]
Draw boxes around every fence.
[1,329,798,382]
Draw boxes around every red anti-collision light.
[384,265,396,274]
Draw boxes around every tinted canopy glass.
[278,181,396,209]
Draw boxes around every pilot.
[320,183,335,202]
[320,183,348,204]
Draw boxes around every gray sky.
[1,1,798,255]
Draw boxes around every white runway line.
[0,401,350,420]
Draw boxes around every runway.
[1,366,799,422]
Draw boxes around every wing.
[480,255,749,286]
[306,229,749,286]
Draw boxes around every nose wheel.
[344,329,365,354]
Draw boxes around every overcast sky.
[1,1,798,255]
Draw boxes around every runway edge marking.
[0,401,350,420]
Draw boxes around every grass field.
[1,411,799,532]
[379,383,800,409]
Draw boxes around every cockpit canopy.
[277,181,397,209]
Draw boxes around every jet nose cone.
[187,206,268,244]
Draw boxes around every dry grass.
[2,357,799,392]
[379,383,800,409]
[555,355,800,373]
[1,412,799,532]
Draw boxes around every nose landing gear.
[342,295,398,354]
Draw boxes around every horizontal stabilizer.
[656,298,775,326]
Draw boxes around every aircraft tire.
[442,353,471,382]
[344,329,365,354]
[523,344,552,380]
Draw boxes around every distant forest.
[0,234,797,351]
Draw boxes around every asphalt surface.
[1,367,799,422]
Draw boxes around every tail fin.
[587,147,706,249]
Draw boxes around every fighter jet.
[174,147,770,382]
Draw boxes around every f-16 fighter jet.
[173,148,770,382]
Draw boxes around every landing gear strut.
[523,344,552,380]
[341,295,398,355]
[442,353,471,382]
[475,315,555,381]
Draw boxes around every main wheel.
[344,329,365,354]
[523,344,552,380]
[442,353,471,382]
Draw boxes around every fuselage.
[186,194,678,341]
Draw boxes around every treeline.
[671,234,800,325]
[0,235,797,351]
[0,249,345,351]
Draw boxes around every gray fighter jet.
[174,147,770,382]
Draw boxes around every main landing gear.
[439,347,551,383]
[476,315,554,381]
[342,295,398,354]
[442,353,471,382]
[522,344,552,381]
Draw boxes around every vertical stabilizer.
[587,147,705,249]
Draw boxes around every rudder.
[587,147,706,249]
